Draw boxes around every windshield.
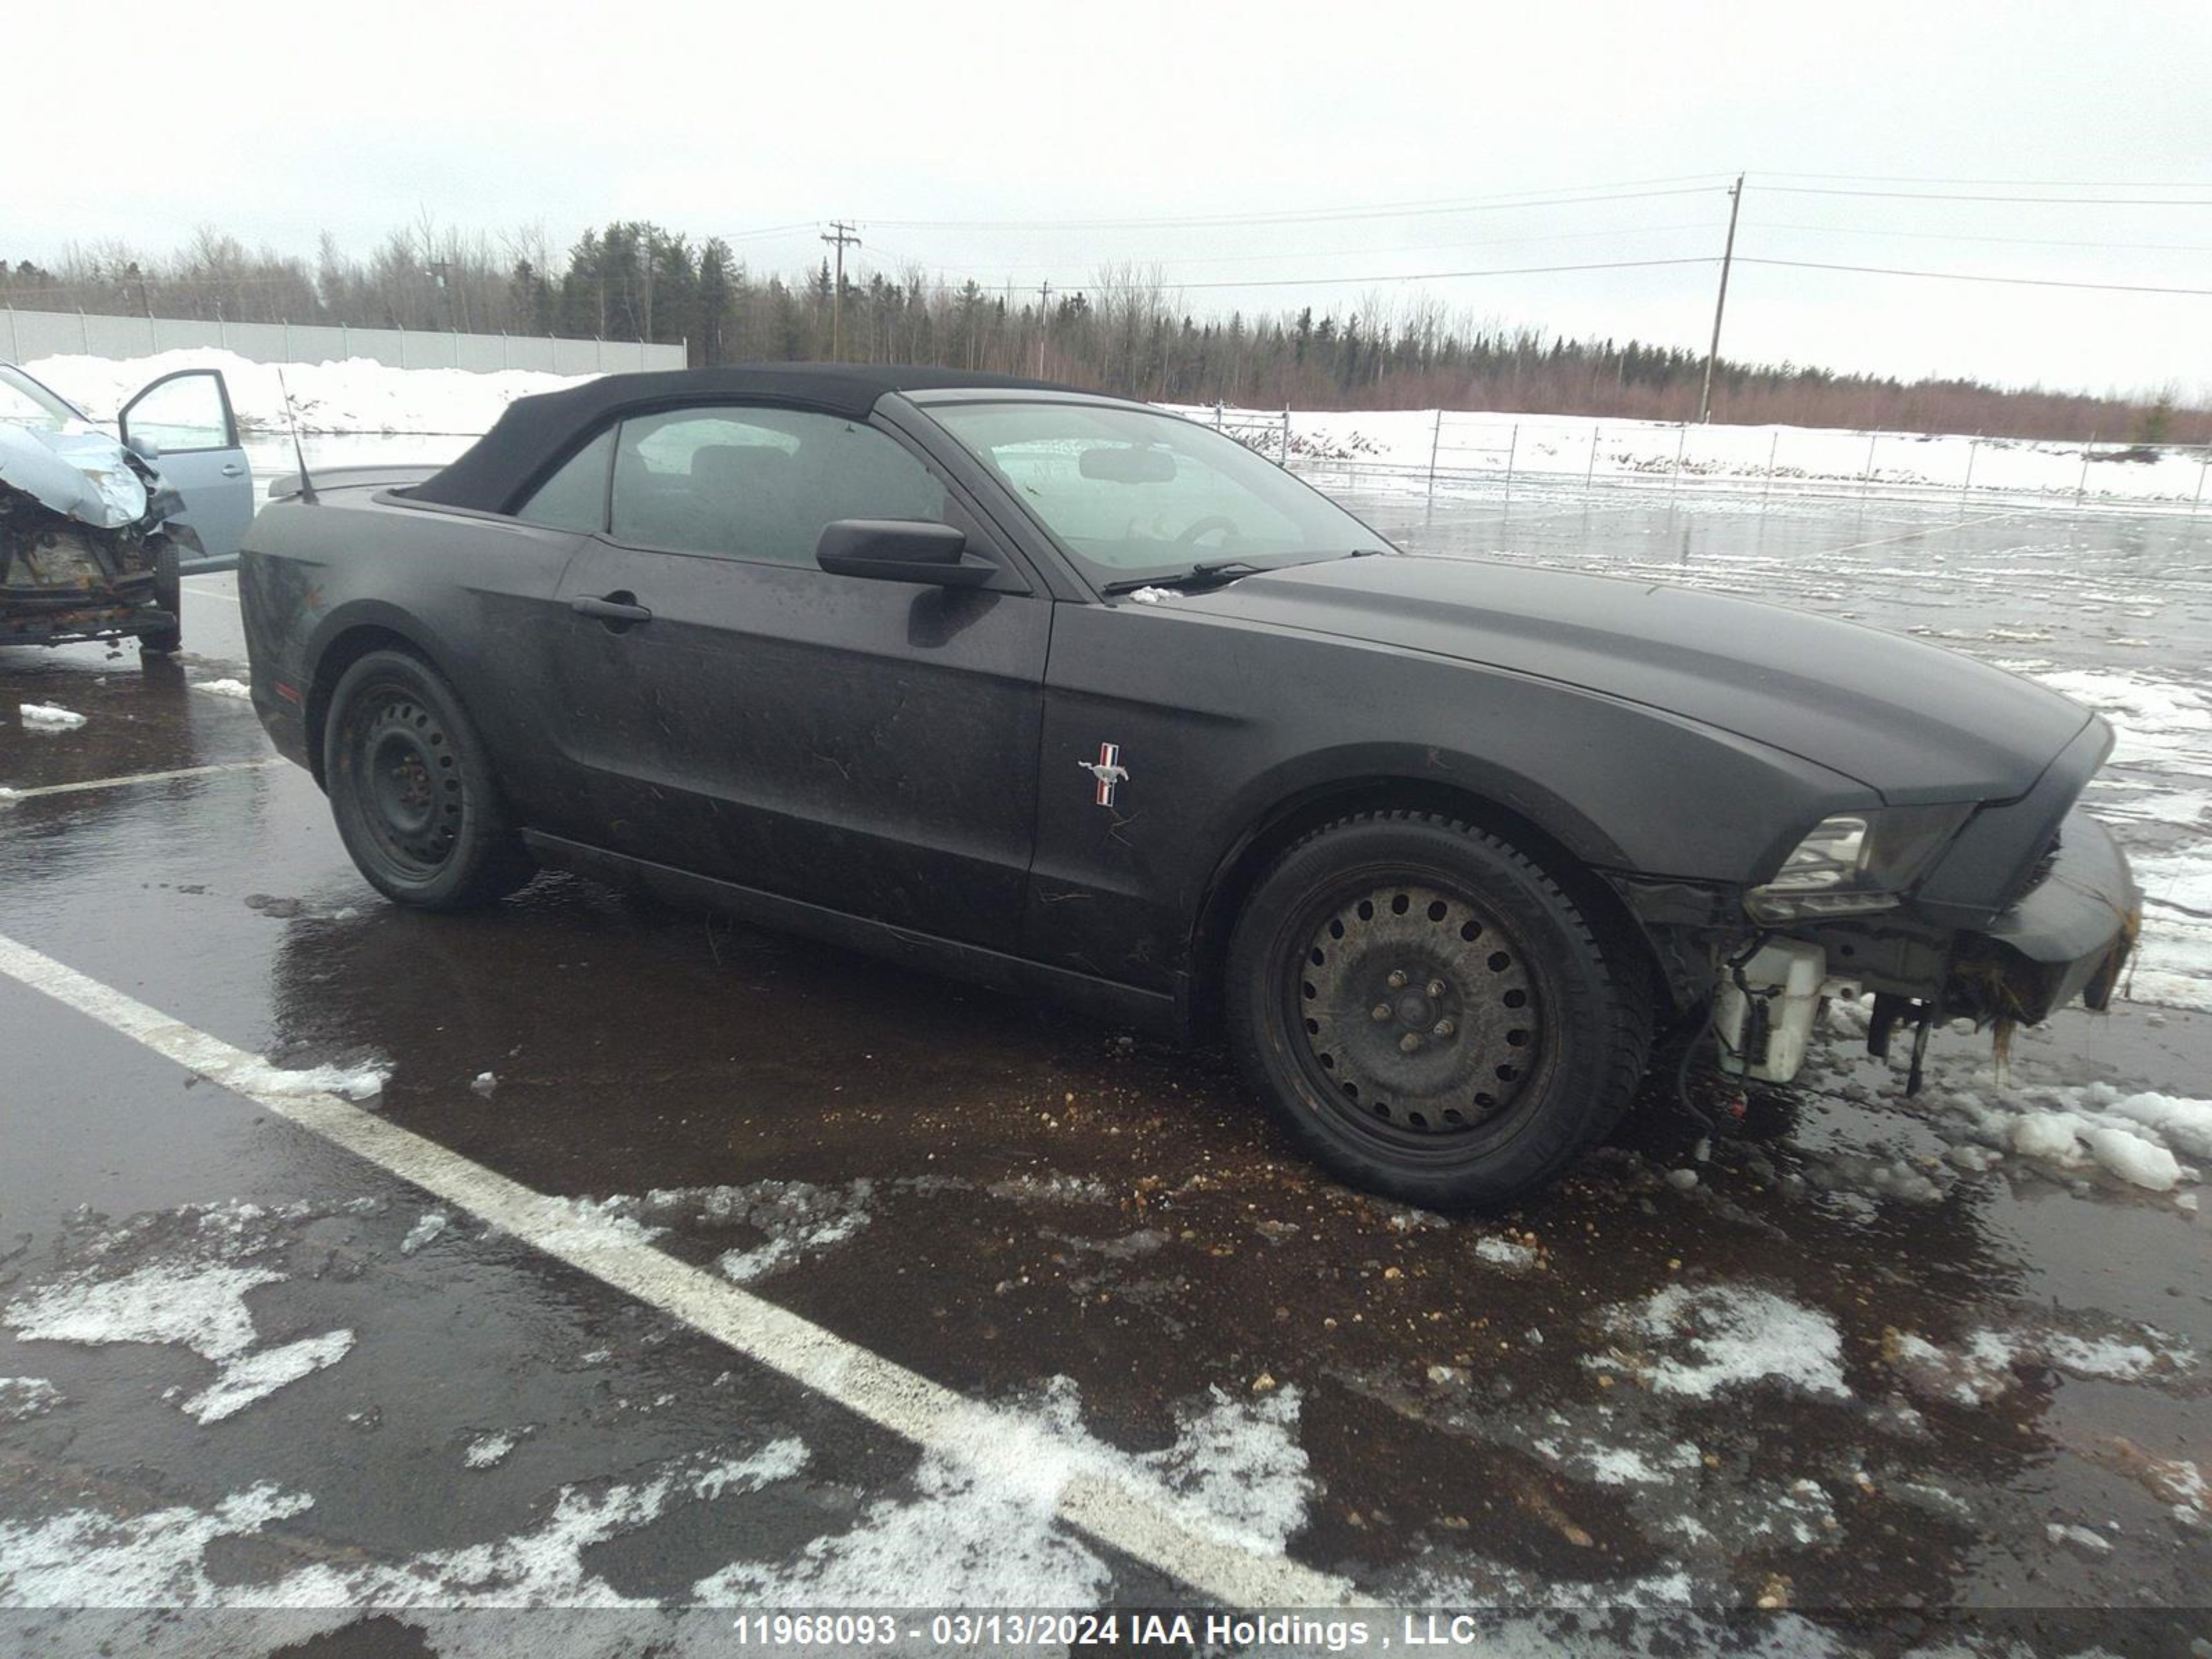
[0,364,88,433]
[926,400,1387,588]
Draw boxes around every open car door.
[119,369,253,568]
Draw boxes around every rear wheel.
[1226,811,1651,1210]
[325,649,534,910]
[136,541,182,655]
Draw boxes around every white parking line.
[0,929,1350,1611]
[0,760,280,800]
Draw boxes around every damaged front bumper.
[1,424,196,648]
[1615,806,2140,1092]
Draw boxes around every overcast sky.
[8,0,2207,397]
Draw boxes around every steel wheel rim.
[1284,876,1546,1151]
[348,686,462,877]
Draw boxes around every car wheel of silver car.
[326,649,535,910]
[137,540,182,655]
[1227,810,1652,1210]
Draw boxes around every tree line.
[3,219,2202,444]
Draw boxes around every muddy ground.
[1,488,2206,1656]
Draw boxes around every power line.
[883,221,1726,276]
[1758,185,2212,205]
[866,182,1732,232]
[1756,170,2212,189]
[1754,221,2212,253]
[1736,256,2212,297]
[1154,256,1721,291]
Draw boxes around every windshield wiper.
[1099,559,1272,597]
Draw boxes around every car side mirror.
[125,433,162,462]
[816,519,994,587]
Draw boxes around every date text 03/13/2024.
[725,1610,1515,1649]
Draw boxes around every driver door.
[119,370,254,565]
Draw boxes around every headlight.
[1745,805,1974,923]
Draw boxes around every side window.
[608,404,948,564]
[514,428,614,532]
[120,371,237,454]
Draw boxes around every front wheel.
[1226,811,1651,1210]
[325,649,535,910]
[137,541,182,655]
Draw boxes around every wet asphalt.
[1,491,2209,1656]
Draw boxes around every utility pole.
[821,221,861,360]
[1035,279,1053,377]
[1696,174,1743,425]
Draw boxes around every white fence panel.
[1,306,684,376]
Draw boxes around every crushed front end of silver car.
[0,421,199,649]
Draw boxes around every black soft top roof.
[405,363,1076,512]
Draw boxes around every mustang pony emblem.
[1080,742,1129,807]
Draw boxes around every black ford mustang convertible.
[240,366,2138,1208]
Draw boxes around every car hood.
[1176,554,2094,803]
[0,422,151,528]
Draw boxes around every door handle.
[571,592,653,628]
[219,462,246,477]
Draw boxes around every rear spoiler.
[268,464,444,502]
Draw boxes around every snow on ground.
[462,1427,530,1470]
[399,1212,449,1256]
[0,1444,805,1609]
[1884,1315,2197,1407]
[180,1331,355,1425]
[1587,1283,1849,1401]
[190,677,252,699]
[0,1377,64,1421]
[2,1200,362,1425]
[221,1054,388,1103]
[0,1374,1311,1610]
[696,1376,1311,1606]
[26,348,587,438]
[1178,402,2212,510]
[17,702,86,731]
[1924,1071,2209,1194]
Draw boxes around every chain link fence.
[1192,402,2212,518]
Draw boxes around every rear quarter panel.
[240,491,583,819]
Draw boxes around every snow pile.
[191,677,253,699]
[1927,1076,2209,1193]
[18,702,86,731]
[2,1201,357,1425]
[26,348,589,438]
[1588,1283,1850,1401]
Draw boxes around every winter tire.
[325,648,535,910]
[1226,810,1652,1210]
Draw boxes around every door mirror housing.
[816,519,993,587]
